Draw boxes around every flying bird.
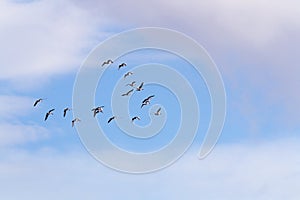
[142,95,155,103]
[136,82,144,91]
[92,106,104,117]
[102,59,113,66]
[141,95,155,108]
[33,98,44,107]
[72,118,81,127]
[63,107,71,117]
[107,116,116,123]
[123,71,133,79]
[118,62,127,70]
[154,107,162,116]
[126,81,136,87]
[45,109,55,121]
[131,116,140,123]
[121,89,134,96]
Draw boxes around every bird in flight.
[136,82,144,91]
[121,89,134,96]
[33,98,44,107]
[92,106,104,117]
[123,71,133,79]
[45,109,55,121]
[107,116,116,124]
[102,59,113,66]
[63,107,71,117]
[118,63,127,70]
[154,107,162,116]
[141,95,155,108]
[126,81,136,87]
[131,116,140,123]
[72,118,81,127]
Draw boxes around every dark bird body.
[72,118,81,127]
[122,89,134,96]
[92,106,104,117]
[154,107,162,116]
[124,71,133,79]
[63,107,71,117]
[33,98,43,107]
[131,116,140,122]
[107,116,116,123]
[136,82,144,91]
[118,63,127,70]
[102,59,113,66]
[141,95,155,108]
[45,109,55,121]
[126,81,136,87]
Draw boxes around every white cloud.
[0,95,34,120]
[0,123,49,147]
[0,137,299,199]
[0,0,110,89]
[0,95,50,146]
[81,0,300,47]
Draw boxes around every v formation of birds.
[33,59,162,128]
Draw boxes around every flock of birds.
[33,59,162,128]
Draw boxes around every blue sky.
[1,0,300,199]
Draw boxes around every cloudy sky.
[1,0,300,199]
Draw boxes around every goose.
[107,116,116,123]
[124,71,133,79]
[33,98,44,107]
[63,107,71,117]
[45,109,55,121]
[102,59,113,66]
[142,95,155,103]
[136,82,144,91]
[118,62,127,70]
[126,81,136,87]
[92,106,104,117]
[72,118,81,127]
[131,116,140,122]
[141,95,155,108]
[121,89,134,96]
[154,107,162,116]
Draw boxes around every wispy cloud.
[0,137,299,199]
[0,0,111,90]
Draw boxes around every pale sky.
[0,0,300,199]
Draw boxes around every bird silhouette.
[123,71,133,79]
[45,109,55,121]
[118,63,127,70]
[121,89,134,96]
[92,106,104,117]
[107,116,116,123]
[102,59,113,66]
[131,116,140,123]
[33,98,44,107]
[154,107,162,116]
[136,82,144,91]
[63,107,71,117]
[141,95,155,108]
[126,81,136,87]
[72,118,81,127]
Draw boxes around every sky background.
[1,0,300,199]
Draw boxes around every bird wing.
[49,109,55,113]
[157,107,161,112]
[93,110,98,117]
[72,120,75,127]
[139,82,144,89]
[128,89,134,94]
[45,113,49,121]
[108,117,114,123]
[33,100,39,107]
